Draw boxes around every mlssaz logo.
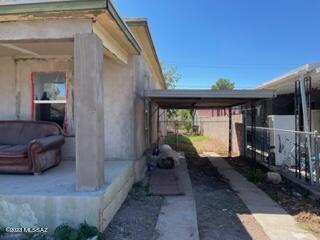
[2,227,48,233]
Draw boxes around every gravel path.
[187,156,269,240]
[103,178,163,240]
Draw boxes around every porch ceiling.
[0,40,73,57]
[145,89,276,109]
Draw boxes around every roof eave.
[256,63,320,90]
[0,0,141,54]
[0,0,107,15]
[125,18,165,88]
[106,2,141,54]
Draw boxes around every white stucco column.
[74,33,105,191]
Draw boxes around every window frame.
[31,71,69,131]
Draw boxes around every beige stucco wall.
[0,54,161,165]
[199,115,243,156]
[0,57,75,159]
[102,54,163,180]
[0,50,162,185]
[133,55,162,180]
[15,58,73,123]
[0,57,74,123]
[16,58,75,160]
[0,18,92,42]
[103,56,135,161]
[0,57,16,120]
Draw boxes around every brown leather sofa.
[0,121,65,174]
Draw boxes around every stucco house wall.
[0,1,164,232]
[0,57,16,120]
[133,55,163,180]
[103,56,135,161]
[0,56,161,151]
[0,43,162,183]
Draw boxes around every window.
[32,72,67,129]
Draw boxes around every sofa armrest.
[29,135,65,152]
[28,135,65,174]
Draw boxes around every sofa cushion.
[0,121,63,145]
[0,145,28,158]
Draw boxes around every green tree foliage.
[162,63,181,89]
[161,62,181,120]
[211,78,235,90]
[179,109,194,133]
[161,63,193,132]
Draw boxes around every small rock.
[281,187,287,192]
[292,191,302,198]
[87,236,98,240]
[266,172,282,184]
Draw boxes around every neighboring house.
[255,63,320,130]
[245,64,320,182]
[194,109,243,156]
[196,108,240,118]
[0,0,164,232]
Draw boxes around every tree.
[161,63,193,132]
[162,63,181,89]
[179,109,194,133]
[162,62,182,120]
[211,78,235,90]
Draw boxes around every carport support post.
[251,103,257,172]
[242,108,247,159]
[74,33,105,191]
[157,107,160,147]
[228,108,232,159]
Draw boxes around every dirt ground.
[103,177,163,240]
[187,155,269,240]
[104,138,271,240]
[227,157,320,238]
[164,133,230,156]
[192,138,229,156]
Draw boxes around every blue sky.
[113,0,320,89]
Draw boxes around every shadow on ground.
[166,135,269,240]
[228,156,320,237]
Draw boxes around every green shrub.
[78,221,102,239]
[0,227,5,236]
[247,169,264,184]
[54,221,102,240]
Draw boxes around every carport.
[145,89,276,158]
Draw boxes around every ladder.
[295,76,312,183]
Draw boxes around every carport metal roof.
[145,89,276,109]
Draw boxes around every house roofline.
[256,63,320,89]
[0,0,106,15]
[106,2,141,54]
[125,18,165,88]
[0,0,141,54]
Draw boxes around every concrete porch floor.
[0,160,134,232]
